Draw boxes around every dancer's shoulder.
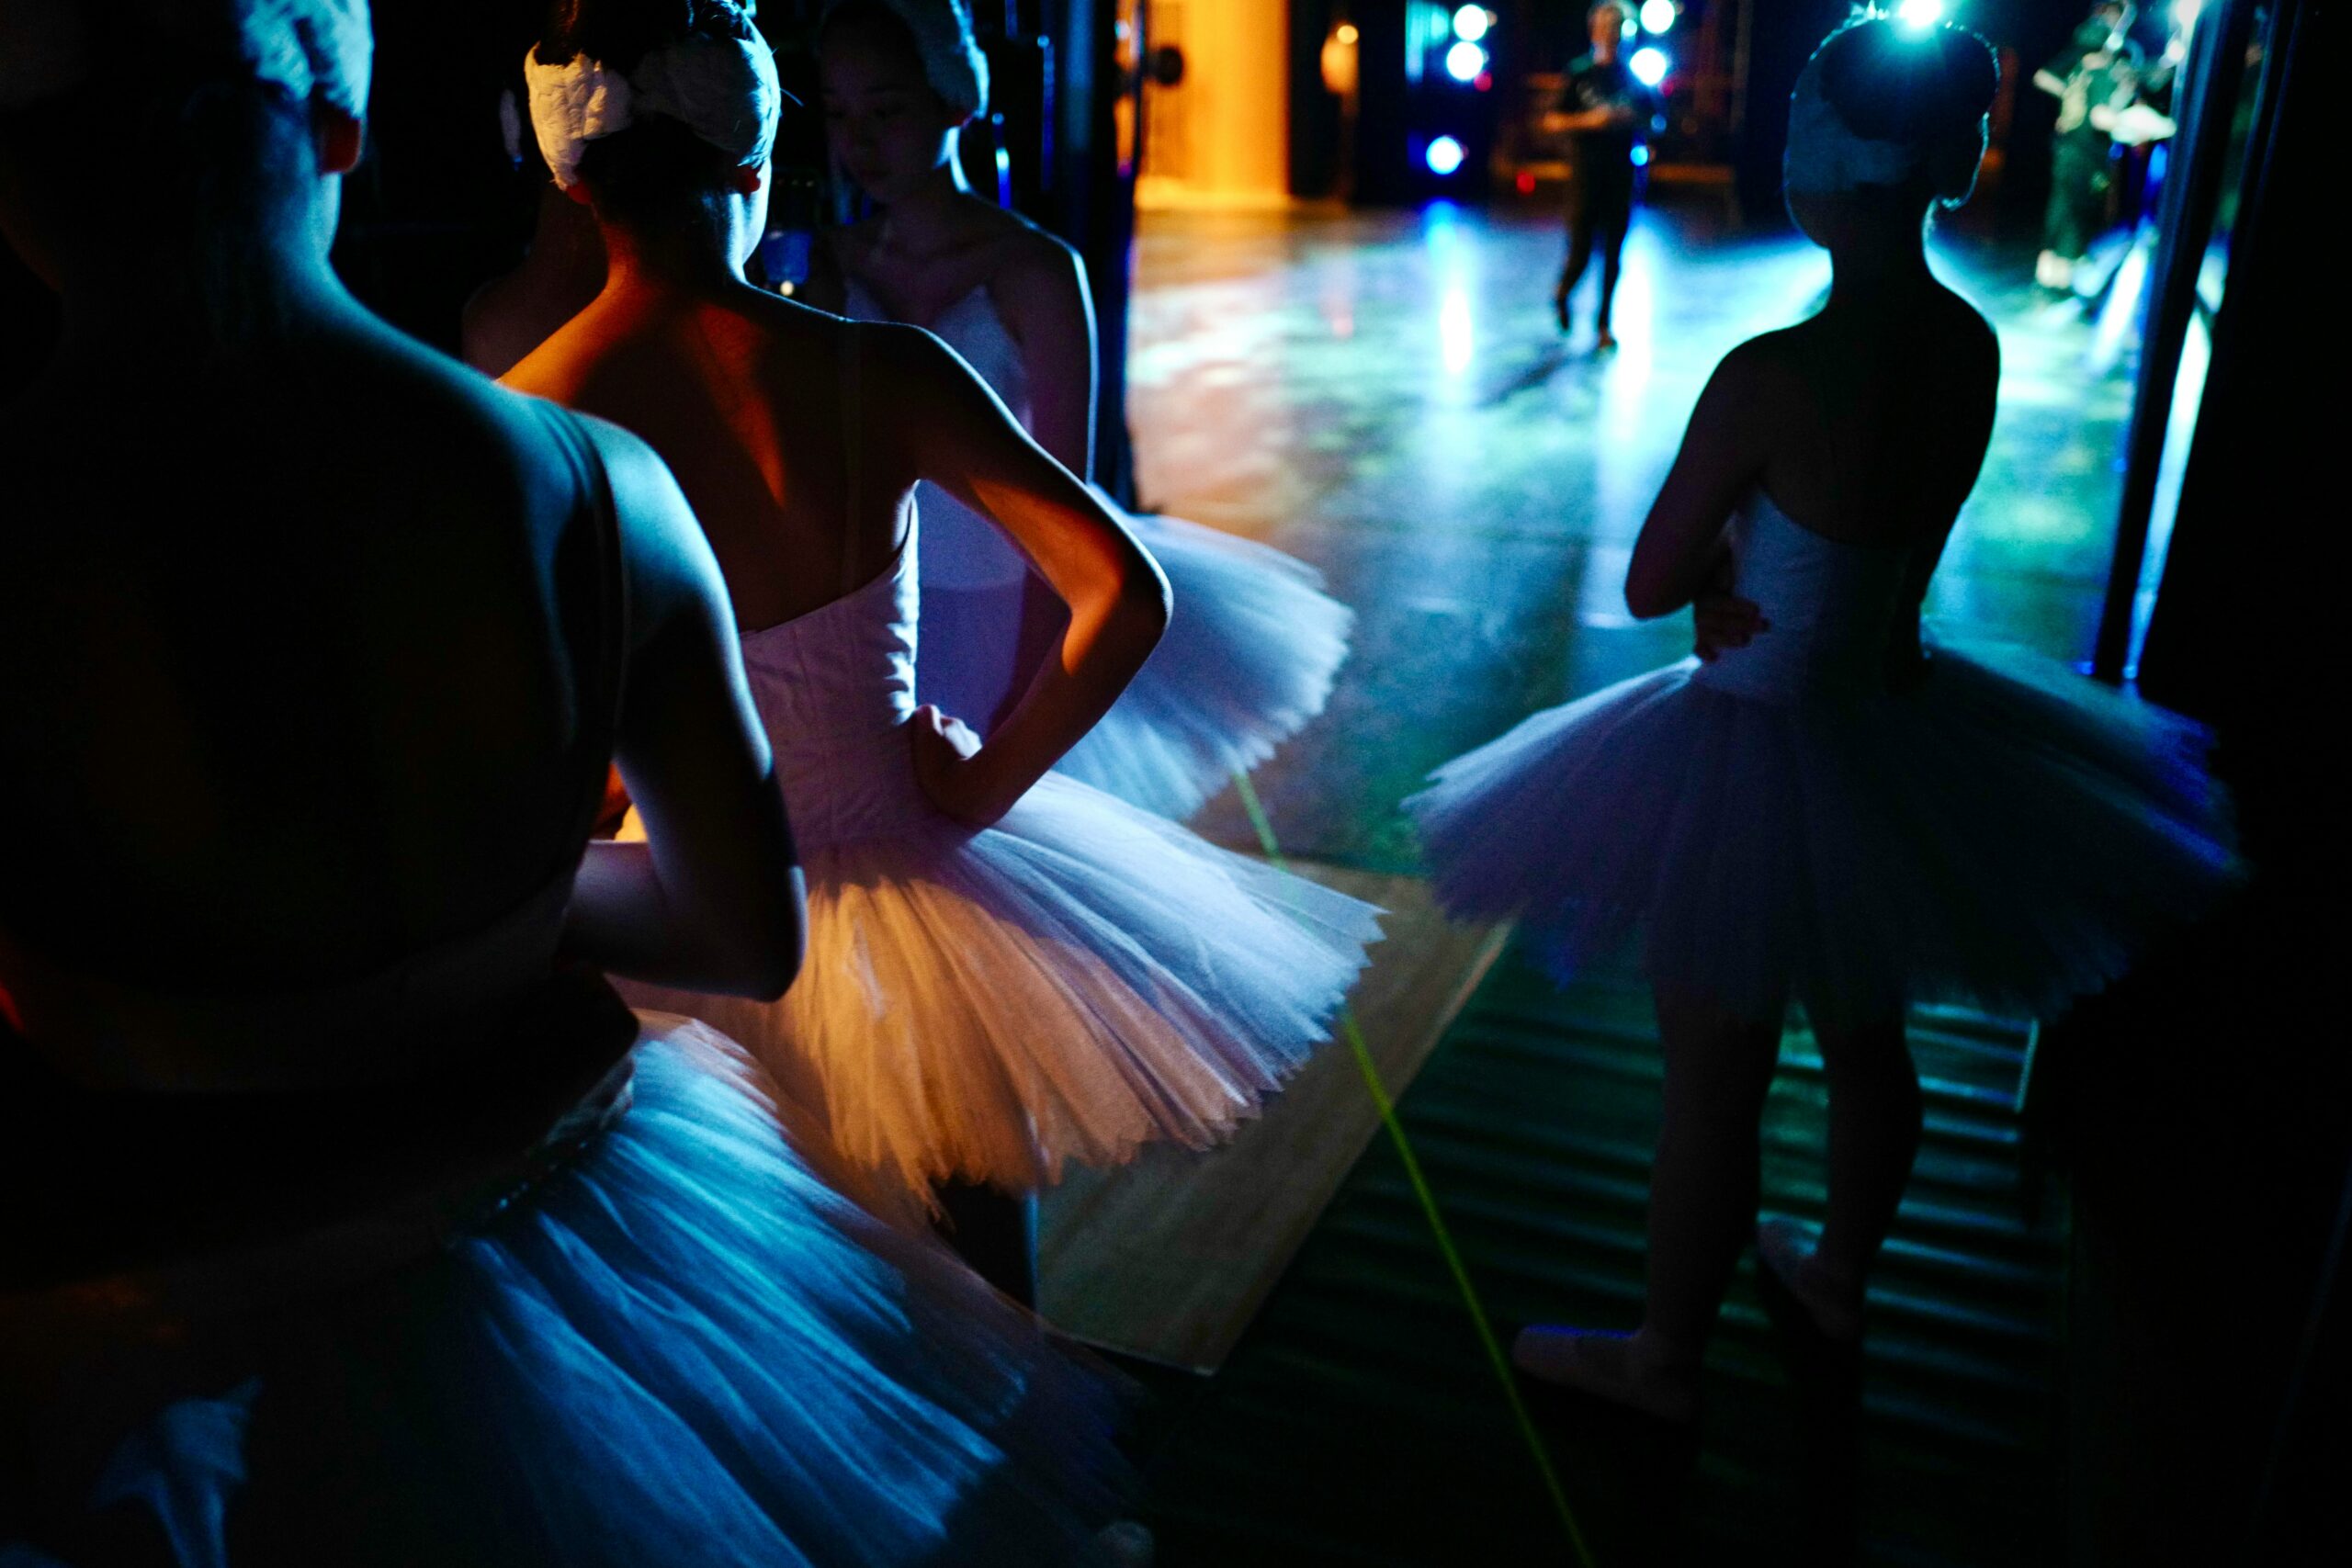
[977,208,1088,308]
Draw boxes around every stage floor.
[1125,202,2138,870]
[1090,202,2122,1565]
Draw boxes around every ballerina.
[0,4,1125,1561]
[506,0,1379,1302]
[804,0,1352,820]
[1405,15,2238,1423]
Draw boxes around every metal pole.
[2089,0,2256,683]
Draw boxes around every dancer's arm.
[1889,320,2001,675]
[873,324,1170,826]
[995,235,1099,480]
[564,419,806,998]
[1626,343,1772,620]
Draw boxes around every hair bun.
[539,0,741,73]
[1816,17,1998,147]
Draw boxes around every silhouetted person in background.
[1547,0,1661,349]
[2034,1,2145,290]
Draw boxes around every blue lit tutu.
[27,1018,1125,1567]
[1406,495,2241,1026]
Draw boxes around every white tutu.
[1056,512,1353,819]
[839,279,1351,820]
[1408,638,2239,1026]
[34,1018,1125,1567]
[627,774,1382,1201]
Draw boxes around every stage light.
[1337,22,1358,44]
[1425,135,1466,175]
[1444,40,1487,82]
[1894,0,1945,27]
[1639,0,1676,34]
[1453,6,1490,42]
[1629,46,1669,86]
[1631,144,1651,167]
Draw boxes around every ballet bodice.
[1688,490,1919,703]
[842,277,1032,592]
[741,522,931,848]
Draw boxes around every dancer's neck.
[599,213,749,300]
[1826,221,1934,309]
[523,186,607,278]
[870,154,989,262]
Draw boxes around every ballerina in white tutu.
[0,4,1127,1562]
[804,0,1353,819]
[1406,15,2238,1421]
[506,0,1378,1299]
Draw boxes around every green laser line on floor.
[1231,770,1597,1568]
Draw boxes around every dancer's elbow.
[1103,547,1173,652]
[1623,570,1679,622]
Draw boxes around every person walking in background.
[1546,0,1662,350]
[2034,2,2145,291]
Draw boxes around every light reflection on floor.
[1125,203,2138,864]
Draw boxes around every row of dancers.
[0,2,2240,1563]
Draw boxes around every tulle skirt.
[1057,513,1352,819]
[918,513,1352,820]
[13,1019,1124,1567]
[623,777,1383,1201]
[1406,642,2241,1027]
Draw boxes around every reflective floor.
[1125,201,2138,864]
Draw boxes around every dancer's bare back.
[1631,275,1998,621]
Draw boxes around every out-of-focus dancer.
[2034,2,2146,290]
[508,0,1378,1305]
[804,0,1353,821]
[0,1,1129,1562]
[1408,15,2237,1423]
[1544,0,1661,349]
[462,89,608,378]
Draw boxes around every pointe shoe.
[1511,1325,1699,1423]
[1594,327,1618,353]
[1553,291,1572,333]
[1755,1217,1865,1377]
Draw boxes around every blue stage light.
[1425,135,1466,175]
[1444,40,1487,83]
[1453,6,1489,42]
[1895,0,1946,26]
[1631,144,1651,167]
[1639,0,1676,34]
[1629,46,1669,87]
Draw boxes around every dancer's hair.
[1790,14,1999,210]
[818,0,989,119]
[531,0,776,221]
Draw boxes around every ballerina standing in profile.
[1408,15,2238,1423]
[506,0,1378,1302]
[803,0,1353,821]
[0,2,1125,1561]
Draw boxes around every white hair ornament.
[525,27,782,190]
[0,0,371,113]
[1782,51,1922,197]
[1783,36,1988,206]
[826,0,989,119]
